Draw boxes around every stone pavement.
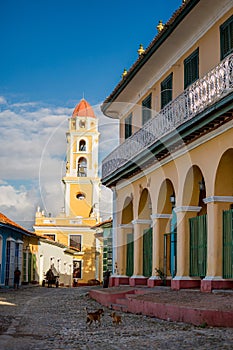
[0,286,233,350]
[90,286,233,328]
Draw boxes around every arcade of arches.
[111,136,233,292]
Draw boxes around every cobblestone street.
[0,286,233,350]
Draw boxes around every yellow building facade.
[34,99,101,285]
[101,0,233,291]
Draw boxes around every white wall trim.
[119,224,133,229]
[174,206,202,213]
[151,213,172,220]
[132,219,152,225]
[203,196,233,204]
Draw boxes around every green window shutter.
[125,113,132,139]
[126,233,134,277]
[189,215,207,277]
[184,48,199,89]
[220,15,233,60]
[143,228,152,277]
[28,253,32,282]
[142,93,152,125]
[161,73,173,109]
[223,209,233,279]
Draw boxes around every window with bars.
[142,93,152,125]
[161,73,173,109]
[220,15,233,60]
[184,48,199,89]
[69,235,81,251]
[125,113,132,139]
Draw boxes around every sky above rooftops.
[0,0,182,228]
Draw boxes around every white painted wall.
[38,240,73,287]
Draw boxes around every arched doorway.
[122,197,133,277]
[138,189,152,278]
[216,149,233,279]
[183,166,207,279]
[158,179,176,278]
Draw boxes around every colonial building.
[92,219,113,280]
[0,212,39,287]
[34,99,102,285]
[101,0,233,291]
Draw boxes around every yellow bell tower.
[34,98,102,286]
[63,98,100,221]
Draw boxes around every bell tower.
[62,98,100,220]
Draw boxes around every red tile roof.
[0,212,33,235]
[72,98,96,118]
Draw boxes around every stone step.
[110,302,128,312]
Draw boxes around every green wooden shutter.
[223,209,233,278]
[143,228,152,277]
[126,233,134,277]
[161,73,173,109]
[125,113,132,139]
[32,254,36,281]
[184,48,199,89]
[189,215,207,277]
[220,15,233,60]
[23,252,27,282]
[28,252,32,282]
[142,94,152,125]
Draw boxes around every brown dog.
[110,312,122,325]
[85,307,104,326]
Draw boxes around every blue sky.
[0,0,182,227]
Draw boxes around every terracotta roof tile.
[0,212,33,235]
[72,98,96,118]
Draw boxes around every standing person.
[14,267,21,289]
[103,269,111,288]
[46,268,54,288]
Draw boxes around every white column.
[131,219,152,278]
[111,187,117,275]
[150,214,171,279]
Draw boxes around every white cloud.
[0,184,38,222]
[0,97,119,227]
[0,96,7,104]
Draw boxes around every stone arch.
[121,196,133,224]
[121,196,134,277]
[77,157,87,177]
[137,188,152,278]
[182,165,207,280]
[157,179,175,214]
[79,139,86,151]
[183,165,206,215]
[138,188,152,220]
[215,148,233,198]
[156,179,176,277]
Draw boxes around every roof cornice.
[101,0,200,115]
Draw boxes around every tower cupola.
[72,98,96,118]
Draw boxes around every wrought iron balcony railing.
[102,53,233,180]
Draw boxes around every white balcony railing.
[102,53,233,179]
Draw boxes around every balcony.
[102,53,233,185]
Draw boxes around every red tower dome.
[72,98,96,118]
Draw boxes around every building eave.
[101,0,200,116]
